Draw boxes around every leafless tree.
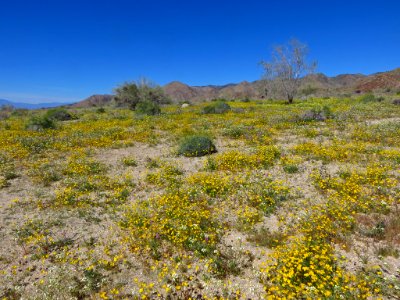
[260,39,317,103]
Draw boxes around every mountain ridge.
[5,68,399,109]
[0,99,71,110]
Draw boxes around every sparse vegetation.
[202,101,231,114]
[1,97,400,299]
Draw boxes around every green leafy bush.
[135,101,161,115]
[202,101,231,114]
[45,108,73,121]
[114,78,170,109]
[27,115,57,130]
[178,135,217,157]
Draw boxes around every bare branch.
[260,39,317,103]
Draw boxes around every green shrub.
[298,106,334,122]
[360,93,385,102]
[96,107,106,113]
[178,135,217,157]
[0,154,18,181]
[114,78,170,109]
[202,101,231,114]
[11,109,29,117]
[283,164,299,174]
[135,101,161,115]
[29,163,62,186]
[222,126,245,139]
[122,157,138,167]
[27,115,57,130]
[45,108,73,121]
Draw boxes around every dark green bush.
[360,93,385,102]
[202,101,231,114]
[283,164,299,174]
[96,107,106,113]
[45,108,73,121]
[392,99,400,105]
[27,115,57,130]
[135,101,161,115]
[114,79,170,109]
[178,135,217,157]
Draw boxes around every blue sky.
[0,0,399,103]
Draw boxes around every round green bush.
[178,135,217,157]
[135,101,161,115]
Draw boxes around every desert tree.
[260,39,317,103]
[113,81,140,109]
[135,77,171,105]
[113,77,170,109]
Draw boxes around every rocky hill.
[70,94,113,108]
[72,68,400,107]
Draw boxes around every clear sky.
[0,0,399,103]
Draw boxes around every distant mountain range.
[71,68,400,108]
[3,68,400,110]
[0,99,70,110]
[162,68,400,103]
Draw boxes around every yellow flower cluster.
[261,237,371,299]
[207,146,280,171]
[120,192,219,255]
[293,140,370,162]
[186,172,231,197]
[236,205,262,230]
[145,162,183,188]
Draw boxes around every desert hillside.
[70,68,400,107]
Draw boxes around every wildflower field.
[0,97,400,299]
